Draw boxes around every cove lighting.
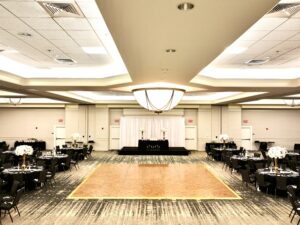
[82,47,107,55]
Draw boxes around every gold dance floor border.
[67,164,241,200]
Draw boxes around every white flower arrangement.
[268,146,287,159]
[219,134,229,143]
[71,133,81,141]
[15,145,33,156]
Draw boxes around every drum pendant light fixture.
[132,88,185,113]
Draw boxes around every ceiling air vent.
[55,57,76,65]
[245,58,269,66]
[38,1,83,18]
[267,3,300,18]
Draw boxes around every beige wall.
[242,109,300,150]
[0,108,64,149]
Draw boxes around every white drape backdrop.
[119,116,185,148]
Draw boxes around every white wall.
[0,108,65,149]
[242,109,300,150]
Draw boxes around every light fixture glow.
[82,47,107,55]
[283,99,300,107]
[178,2,194,11]
[132,88,185,113]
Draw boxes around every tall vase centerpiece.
[15,145,33,169]
[161,128,167,140]
[140,129,144,140]
[219,134,229,150]
[268,146,287,172]
[71,133,81,148]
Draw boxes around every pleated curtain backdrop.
[119,116,185,148]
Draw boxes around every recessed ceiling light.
[17,32,32,37]
[82,47,107,55]
[166,49,176,53]
[178,2,194,11]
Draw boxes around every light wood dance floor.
[68,163,240,200]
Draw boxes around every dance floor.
[68,163,240,200]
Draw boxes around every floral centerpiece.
[71,133,81,147]
[219,134,229,149]
[161,128,167,140]
[15,145,33,169]
[268,146,287,171]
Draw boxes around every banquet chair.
[256,173,271,194]
[0,187,25,223]
[240,169,256,187]
[287,185,300,222]
[275,176,288,197]
[224,156,232,172]
[254,162,265,171]
[87,145,93,158]
[70,152,80,170]
[60,156,71,172]
[231,159,242,173]
[0,180,20,202]
[33,170,46,189]
[46,165,58,187]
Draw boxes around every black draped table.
[38,154,69,170]
[211,148,241,161]
[119,139,189,155]
[14,141,46,150]
[256,168,299,194]
[231,155,267,171]
[138,139,169,151]
[2,166,44,190]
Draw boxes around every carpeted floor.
[2,151,295,225]
[68,163,240,200]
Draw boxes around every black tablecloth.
[14,141,46,150]
[138,140,169,151]
[2,166,44,191]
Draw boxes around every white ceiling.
[0,0,300,106]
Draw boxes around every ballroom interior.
[0,0,299,225]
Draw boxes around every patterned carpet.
[2,151,295,225]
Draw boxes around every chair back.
[256,173,266,186]
[39,170,47,183]
[13,187,25,206]
[10,180,20,196]
[240,169,251,183]
[255,162,265,170]
[231,159,240,169]
[276,176,287,190]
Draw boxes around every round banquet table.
[231,155,267,170]
[1,166,44,191]
[38,154,68,170]
[212,148,241,161]
[256,168,299,193]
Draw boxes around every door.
[110,125,120,150]
[54,125,66,148]
[241,126,252,150]
[185,126,197,150]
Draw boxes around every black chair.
[33,170,46,189]
[60,156,71,171]
[287,185,300,221]
[256,173,271,194]
[254,162,265,171]
[224,156,232,172]
[231,159,242,173]
[294,144,300,154]
[46,165,58,187]
[0,187,25,222]
[240,169,256,187]
[87,145,93,158]
[70,152,79,170]
[275,176,288,196]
